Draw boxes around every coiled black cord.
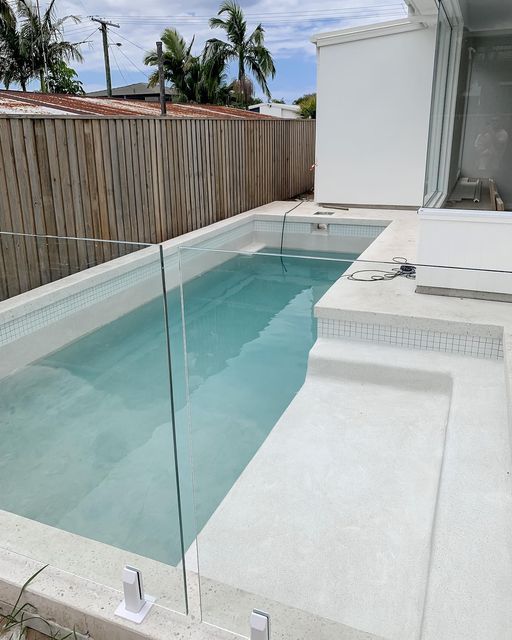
[346,257,416,281]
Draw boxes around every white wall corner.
[405,0,439,17]
[311,17,432,48]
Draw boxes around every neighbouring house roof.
[86,82,178,98]
[0,90,276,119]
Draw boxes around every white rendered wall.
[250,103,301,119]
[314,24,437,207]
[417,209,512,296]
[279,105,301,119]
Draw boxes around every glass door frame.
[424,0,464,208]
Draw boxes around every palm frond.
[246,54,271,99]
[204,1,275,106]
[209,16,228,30]
[0,0,15,26]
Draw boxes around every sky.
[24,0,407,101]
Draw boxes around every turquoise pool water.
[0,249,355,565]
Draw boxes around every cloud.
[47,0,407,93]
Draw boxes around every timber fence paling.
[0,116,315,301]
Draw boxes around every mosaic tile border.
[318,318,504,360]
[0,222,255,349]
[0,219,387,349]
[329,223,387,238]
[254,220,386,238]
[0,262,160,348]
[179,221,253,261]
[255,220,311,234]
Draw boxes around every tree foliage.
[294,93,316,119]
[0,0,14,27]
[144,27,229,104]
[144,1,276,108]
[0,6,32,90]
[47,60,84,94]
[0,0,83,92]
[206,0,275,106]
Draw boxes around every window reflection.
[424,1,512,211]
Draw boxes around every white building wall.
[314,21,438,207]
[249,103,301,119]
[416,209,512,297]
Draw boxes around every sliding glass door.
[424,0,462,207]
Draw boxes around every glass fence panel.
[0,233,187,614]
[179,246,512,640]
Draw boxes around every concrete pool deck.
[186,340,512,640]
[1,201,512,640]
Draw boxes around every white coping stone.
[186,338,512,640]
[0,518,381,640]
[314,210,511,336]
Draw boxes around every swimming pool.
[0,248,356,566]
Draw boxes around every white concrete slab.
[187,338,512,640]
[186,340,452,639]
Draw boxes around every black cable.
[346,257,416,282]
[279,200,305,273]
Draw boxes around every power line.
[64,25,98,36]
[65,27,99,44]
[72,4,407,25]
[97,4,406,19]
[115,31,147,53]
[78,26,101,45]
[115,41,150,78]
[107,36,127,82]
[103,15,406,25]
[96,15,407,28]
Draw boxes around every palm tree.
[206,0,275,107]
[0,0,14,27]
[0,6,32,90]
[15,0,82,92]
[144,27,229,104]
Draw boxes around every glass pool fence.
[0,232,511,640]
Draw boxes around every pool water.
[0,249,355,565]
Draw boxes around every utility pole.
[91,17,120,98]
[156,41,166,116]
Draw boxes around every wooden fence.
[0,116,315,300]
